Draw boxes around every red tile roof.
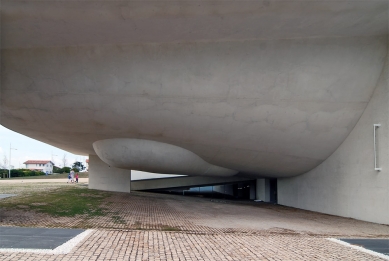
[23,160,52,164]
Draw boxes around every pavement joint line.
[327,238,389,261]
[0,229,94,255]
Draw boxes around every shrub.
[7,169,45,177]
[55,167,71,174]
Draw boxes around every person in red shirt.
[75,172,79,183]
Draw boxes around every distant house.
[23,160,54,174]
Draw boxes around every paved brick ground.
[1,188,389,237]
[0,230,386,261]
[1,182,389,260]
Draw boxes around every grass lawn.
[0,185,109,217]
[10,172,89,179]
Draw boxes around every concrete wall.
[278,43,389,225]
[88,155,131,193]
[256,179,271,202]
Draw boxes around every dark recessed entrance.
[269,179,277,203]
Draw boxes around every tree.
[1,155,8,169]
[56,167,70,173]
[53,165,61,173]
[62,153,68,167]
[72,161,85,171]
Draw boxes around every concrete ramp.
[131,176,252,191]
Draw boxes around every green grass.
[0,183,65,194]
[8,172,89,179]
[0,186,109,217]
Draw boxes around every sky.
[0,125,87,169]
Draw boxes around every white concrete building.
[1,1,388,225]
[23,160,55,174]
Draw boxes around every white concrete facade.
[1,1,388,224]
[278,44,389,225]
[88,155,131,193]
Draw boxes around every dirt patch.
[16,205,29,209]
[30,202,48,206]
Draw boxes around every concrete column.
[256,179,270,202]
[88,154,131,193]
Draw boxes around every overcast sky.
[0,125,86,168]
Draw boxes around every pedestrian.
[67,172,71,183]
[70,169,75,183]
[75,172,79,183]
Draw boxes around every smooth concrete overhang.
[93,139,237,176]
[1,1,388,178]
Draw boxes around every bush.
[9,169,45,177]
[11,169,24,177]
[0,169,8,178]
[55,167,71,174]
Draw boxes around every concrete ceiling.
[1,1,388,49]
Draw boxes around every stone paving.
[0,182,389,260]
[0,230,387,261]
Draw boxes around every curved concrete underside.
[94,139,238,176]
[1,1,388,178]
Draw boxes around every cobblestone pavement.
[0,230,387,261]
[1,183,389,260]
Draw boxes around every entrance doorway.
[269,179,277,203]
